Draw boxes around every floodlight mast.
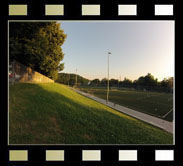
[75,68,77,86]
[68,73,70,86]
[107,52,111,103]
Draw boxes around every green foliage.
[110,79,119,86]
[135,73,158,87]
[90,79,100,86]
[160,77,173,89]
[101,78,107,85]
[86,73,173,93]
[56,73,90,86]
[9,22,67,80]
[121,77,133,86]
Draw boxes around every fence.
[9,60,54,84]
[79,84,173,93]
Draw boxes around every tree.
[110,79,118,86]
[161,77,173,89]
[56,73,89,86]
[122,77,133,86]
[9,22,67,80]
[91,79,100,86]
[101,78,107,86]
[136,73,158,87]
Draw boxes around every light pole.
[75,68,77,86]
[107,52,111,103]
[68,73,70,86]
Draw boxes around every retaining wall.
[10,61,54,83]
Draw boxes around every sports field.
[78,87,173,122]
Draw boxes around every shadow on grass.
[9,83,173,145]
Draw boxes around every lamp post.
[68,73,70,86]
[75,68,77,86]
[107,52,111,103]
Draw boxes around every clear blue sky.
[59,21,174,81]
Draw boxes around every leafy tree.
[56,73,89,86]
[91,79,100,86]
[9,22,67,80]
[101,78,107,86]
[160,77,173,89]
[110,79,119,86]
[136,73,158,87]
[122,77,133,86]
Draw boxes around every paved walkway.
[73,88,173,134]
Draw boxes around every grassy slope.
[78,87,173,121]
[9,83,173,144]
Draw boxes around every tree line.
[56,73,173,93]
[90,73,173,93]
[56,73,89,86]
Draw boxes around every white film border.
[155,150,174,161]
[155,5,174,16]
[119,150,138,161]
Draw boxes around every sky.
[59,21,174,81]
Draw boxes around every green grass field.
[9,83,173,144]
[78,87,173,122]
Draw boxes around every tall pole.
[68,73,70,86]
[75,68,77,86]
[107,52,111,103]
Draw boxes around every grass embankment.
[78,87,173,122]
[9,83,173,144]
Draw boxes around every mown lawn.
[78,87,173,122]
[9,83,173,144]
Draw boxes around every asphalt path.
[73,88,173,134]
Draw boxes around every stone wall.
[10,61,54,83]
